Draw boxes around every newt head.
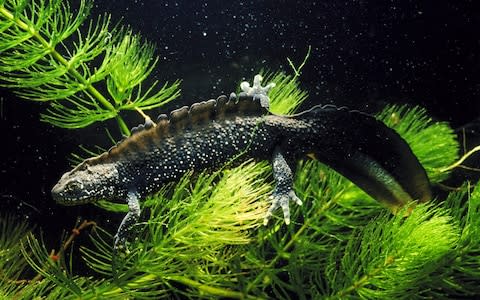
[51,161,119,205]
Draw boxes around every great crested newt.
[52,75,432,250]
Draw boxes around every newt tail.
[51,75,431,251]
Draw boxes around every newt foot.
[240,74,275,109]
[264,189,303,226]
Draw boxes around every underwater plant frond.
[79,162,272,298]
[0,0,95,88]
[0,0,180,133]
[20,233,82,295]
[262,71,308,114]
[0,214,32,297]
[106,33,158,104]
[329,204,459,299]
[40,93,117,128]
[429,181,480,297]
[133,162,267,259]
[118,79,182,111]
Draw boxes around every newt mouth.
[51,183,64,204]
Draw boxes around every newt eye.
[66,179,83,191]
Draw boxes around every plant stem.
[115,116,130,136]
[439,145,480,172]
[287,45,311,78]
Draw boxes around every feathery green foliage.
[1,0,479,298]
[0,215,31,298]
[330,205,459,299]
[0,0,180,134]
[264,71,308,115]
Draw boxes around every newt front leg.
[113,189,141,251]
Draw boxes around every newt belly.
[51,75,431,251]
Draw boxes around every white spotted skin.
[118,114,327,199]
[117,116,283,198]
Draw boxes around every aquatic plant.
[0,0,180,135]
[1,0,480,299]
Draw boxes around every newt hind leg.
[264,147,303,225]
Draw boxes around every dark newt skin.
[51,94,432,250]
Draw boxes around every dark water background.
[1,0,479,265]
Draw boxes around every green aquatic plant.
[0,215,31,298]
[1,0,480,298]
[0,0,180,135]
